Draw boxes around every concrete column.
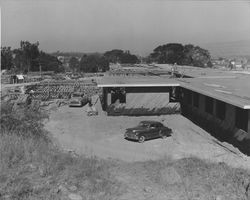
[107,92,111,106]
[224,104,236,130]
[248,110,250,134]
[102,88,107,110]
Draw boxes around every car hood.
[126,126,146,132]
[70,97,81,102]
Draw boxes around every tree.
[150,43,184,64]
[38,51,63,73]
[21,41,40,72]
[104,49,139,64]
[149,43,212,68]
[69,57,80,72]
[1,46,13,70]
[104,49,124,63]
[182,45,212,67]
[79,54,109,73]
[12,41,40,73]
[120,52,139,64]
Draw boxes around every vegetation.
[79,54,109,72]
[0,102,120,200]
[124,157,250,200]
[13,41,40,73]
[69,56,80,72]
[104,49,139,64]
[1,41,62,74]
[1,99,250,199]
[2,41,213,74]
[149,43,213,67]
[51,51,86,58]
[38,51,63,73]
[1,47,13,70]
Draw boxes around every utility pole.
[39,63,42,77]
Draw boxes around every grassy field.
[1,101,250,200]
[0,102,121,200]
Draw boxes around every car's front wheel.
[160,131,167,139]
[138,135,145,143]
[161,135,167,139]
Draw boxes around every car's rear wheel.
[160,131,167,139]
[138,135,145,143]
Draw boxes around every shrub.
[0,101,49,140]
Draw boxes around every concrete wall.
[181,88,250,155]
[181,88,242,133]
[102,86,171,110]
[101,86,181,115]
[224,104,236,131]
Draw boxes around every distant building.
[10,74,24,84]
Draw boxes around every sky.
[1,0,250,56]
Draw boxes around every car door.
[149,124,158,139]
[154,123,162,138]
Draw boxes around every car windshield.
[139,122,149,127]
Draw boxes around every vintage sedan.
[124,121,172,143]
[69,92,89,107]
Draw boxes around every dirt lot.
[45,97,250,170]
[44,98,250,200]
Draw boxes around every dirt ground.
[44,98,250,200]
[45,97,250,170]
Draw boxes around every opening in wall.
[187,91,192,105]
[216,100,226,120]
[205,96,214,115]
[235,107,248,132]
[193,92,199,108]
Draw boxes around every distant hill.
[203,40,250,58]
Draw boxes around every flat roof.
[178,76,250,109]
[154,64,238,78]
[98,64,250,109]
[97,76,180,87]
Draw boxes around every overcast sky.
[1,0,250,55]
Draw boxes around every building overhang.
[97,83,180,88]
[180,83,250,110]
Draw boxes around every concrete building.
[98,64,250,154]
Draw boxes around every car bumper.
[124,132,139,140]
[69,102,82,107]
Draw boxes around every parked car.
[69,92,89,107]
[124,121,172,143]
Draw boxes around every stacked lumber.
[28,81,102,101]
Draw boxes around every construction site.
[2,0,250,199]
[2,63,250,200]
[2,63,250,158]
